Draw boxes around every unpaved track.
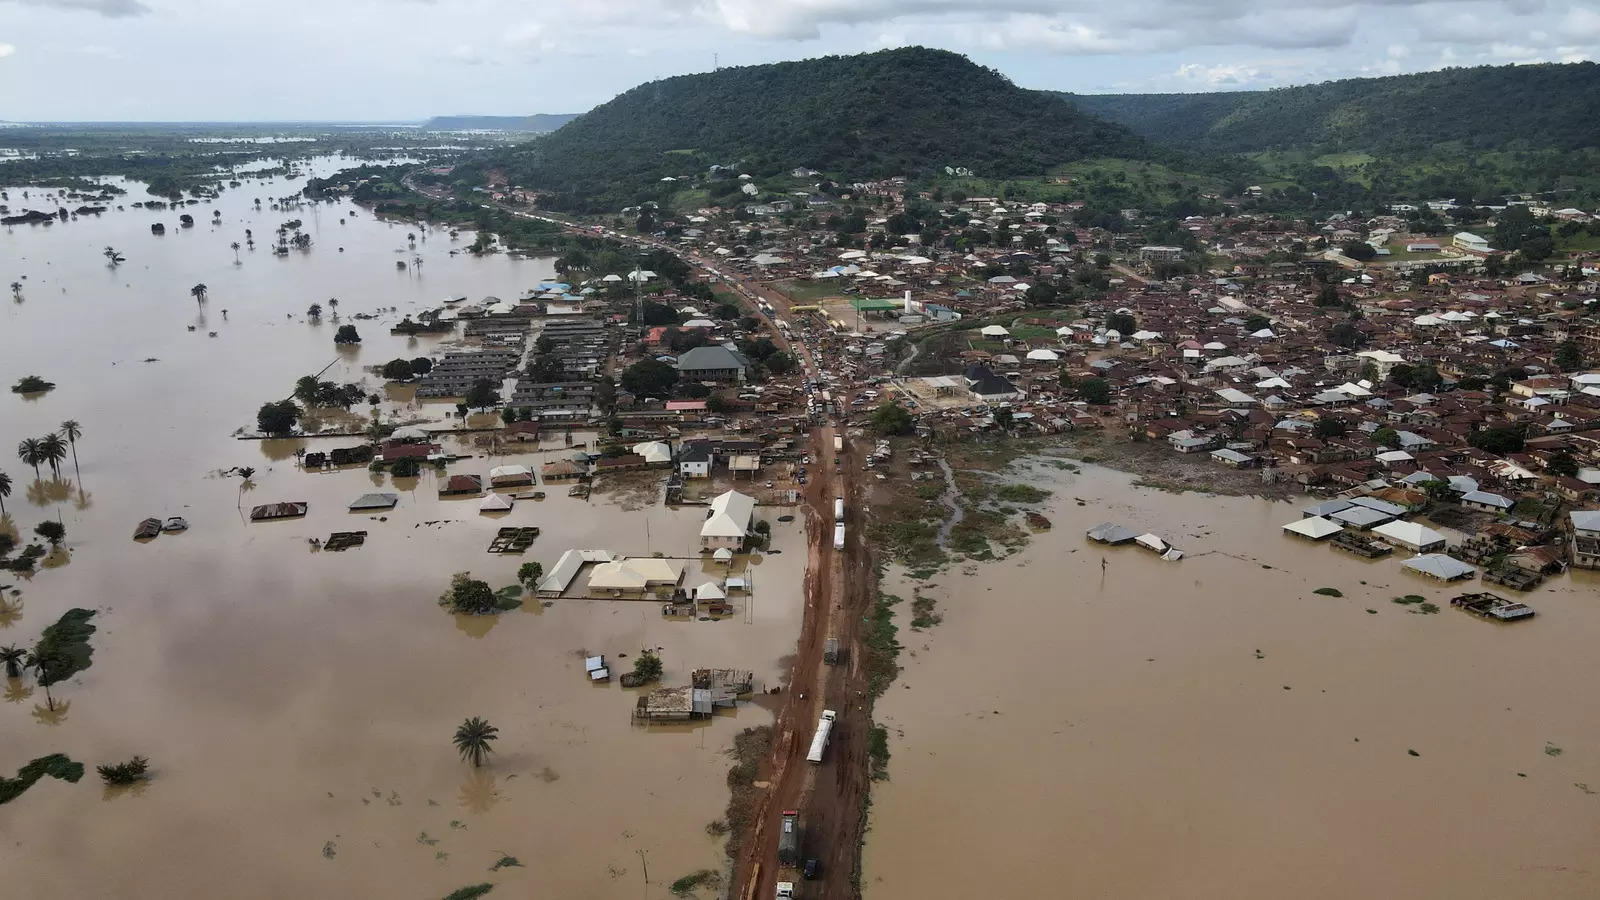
[734,423,873,900]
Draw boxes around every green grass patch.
[864,592,902,698]
[441,886,494,900]
[773,279,845,303]
[868,725,891,781]
[669,870,720,895]
[910,595,942,629]
[1393,595,1427,605]
[995,483,1051,504]
[1313,587,1343,597]
[0,753,85,804]
[36,608,96,684]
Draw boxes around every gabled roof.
[702,489,755,538]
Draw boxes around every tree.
[38,434,66,479]
[256,400,301,436]
[869,402,914,436]
[97,756,150,786]
[0,469,10,516]
[1468,425,1525,455]
[1076,376,1111,405]
[516,562,543,591]
[1315,283,1342,307]
[439,572,497,615]
[1312,418,1348,439]
[620,359,679,398]
[307,303,322,321]
[26,644,62,711]
[1341,241,1376,261]
[1555,340,1583,372]
[1106,312,1136,335]
[410,357,433,376]
[17,438,44,481]
[464,378,500,411]
[765,352,798,376]
[334,324,361,344]
[381,358,413,380]
[453,717,498,767]
[34,521,65,547]
[231,241,241,263]
[1329,321,1366,349]
[1243,315,1270,333]
[1548,451,1579,479]
[103,246,124,266]
[190,283,208,305]
[631,651,663,683]
[0,645,24,679]
[1372,427,1400,449]
[993,406,1014,430]
[58,421,82,481]
[706,395,732,414]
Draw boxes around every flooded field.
[1,161,804,898]
[865,458,1600,899]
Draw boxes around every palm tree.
[58,421,82,480]
[0,646,23,679]
[231,242,241,263]
[103,246,124,266]
[0,469,10,516]
[190,283,208,305]
[17,438,44,481]
[38,434,67,479]
[26,646,56,711]
[453,717,498,767]
[328,298,339,317]
[9,281,20,299]
[307,303,322,321]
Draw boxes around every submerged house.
[701,489,755,551]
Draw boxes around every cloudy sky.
[2,0,1597,121]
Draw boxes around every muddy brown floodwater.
[1,160,806,898]
[865,457,1600,899]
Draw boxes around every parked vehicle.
[162,516,189,532]
[803,858,820,880]
[806,710,837,763]
[776,882,797,898]
[833,524,845,551]
[778,810,800,865]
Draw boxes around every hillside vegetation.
[477,47,1145,211]
[1060,62,1600,153]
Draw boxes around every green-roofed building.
[849,298,901,312]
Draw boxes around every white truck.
[833,434,844,453]
[776,882,797,898]
[833,497,845,524]
[833,524,845,551]
[806,710,837,764]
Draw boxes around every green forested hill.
[1061,62,1600,153]
[479,47,1145,211]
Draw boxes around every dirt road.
[732,422,874,900]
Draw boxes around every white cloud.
[0,42,15,58]
[8,0,149,16]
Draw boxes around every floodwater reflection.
[456,768,503,813]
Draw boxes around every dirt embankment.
[730,424,874,900]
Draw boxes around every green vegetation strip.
[0,754,85,805]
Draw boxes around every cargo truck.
[833,497,844,523]
[776,882,796,898]
[806,710,837,763]
[833,524,845,551]
[823,637,840,665]
[833,435,843,453]
[778,810,800,865]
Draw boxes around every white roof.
[479,493,514,511]
[1025,348,1061,361]
[1403,553,1475,580]
[979,325,1010,337]
[1372,520,1446,548]
[1283,516,1342,539]
[589,557,683,591]
[631,441,673,464]
[489,464,533,479]
[692,581,726,601]
[702,489,756,539]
